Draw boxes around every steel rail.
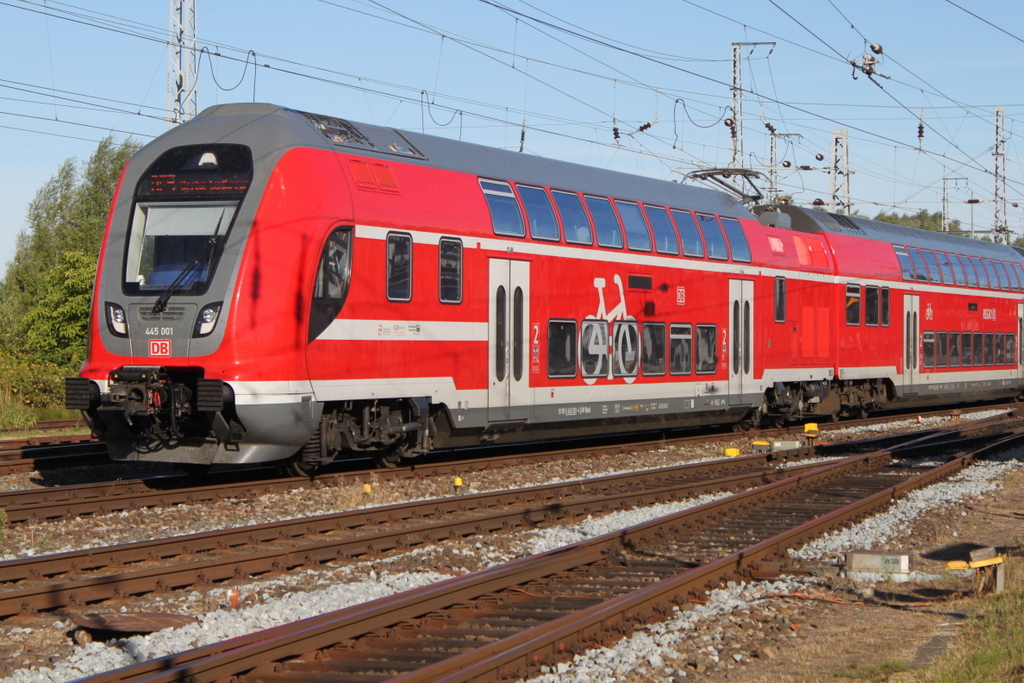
[0,454,824,618]
[68,415,1024,683]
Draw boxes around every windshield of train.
[123,144,252,295]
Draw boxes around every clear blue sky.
[2,0,1023,271]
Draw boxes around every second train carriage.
[65,103,1024,470]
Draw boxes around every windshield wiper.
[151,211,225,314]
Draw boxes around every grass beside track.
[922,556,1024,682]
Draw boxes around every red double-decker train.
[66,103,1024,471]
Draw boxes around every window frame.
[644,205,680,255]
[845,284,862,326]
[385,231,413,302]
[669,323,693,376]
[438,237,462,304]
[480,179,525,238]
[612,320,640,377]
[614,200,653,253]
[551,190,594,246]
[695,324,718,374]
[671,209,705,258]
[774,277,787,323]
[580,319,610,379]
[584,195,625,249]
[719,217,752,263]
[546,319,578,379]
[641,322,667,376]
[516,185,561,242]
[865,285,879,326]
[696,214,729,260]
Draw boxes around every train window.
[948,253,966,286]
[961,333,972,367]
[481,180,525,237]
[720,217,752,263]
[669,324,693,375]
[671,210,705,258]
[612,321,640,377]
[644,206,679,255]
[697,214,729,260]
[908,248,928,282]
[959,255,978,287]
[585,196,624,249]
[893,246,914,281]
[984,260,1001,290]
[438,238,462,304]
[984,332,995,366]
[921,251,942,284]
[580,320,609,379]
[695,324,718,374]
[922,331,935,369]
[845,284,861,325]
[881,287,890,326]
[865,286,879,326]
[547,320,577,378]
[308,227,353,342]
[517,185,560,242]
[974,332,984,366]
[496,287,507,382]
[1008,332,1017,365]
[996,333,1006,365]
[386,232,413,302]
[1006,261,1022,291]
[970,257,989,288]
[937,332,948,368]
[552,191,593,245]
[615,201,653,252]
[642,323,667,376]
[995,261,1011,290]
[774,277,786,323]
[936,252,955,285]
[949,332,960,367]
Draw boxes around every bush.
[0,353,67,409]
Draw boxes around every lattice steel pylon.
[829,129,851,215]
[167,0,198,127]
[993,105,1008,244]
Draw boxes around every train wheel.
[372,448,403,469]
[284,456,318,478]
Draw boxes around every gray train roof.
[154,103,750,220]
[780,205,1024,262]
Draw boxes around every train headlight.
[194,302,223,337]
[106,302,128,337]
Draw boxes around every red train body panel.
[65,104,1024,470]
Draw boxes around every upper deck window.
[585,196,624,249]
[719,217,751,263]
[893,245,914,281]
[671,210,705,257]
[948,253,967,286]
[696,214,728,260]
[481,180,525,237]
[983,260,1000,290]
[921,250,942,284]
[970,257,990,288]
[995,261,1012,290]
[959,255,979,287]
[936,252,955,285]
[517,185,560,241]
[644,206,679,255]
[908,248,928,283]
[615,201,652,252]
[552,191,593,245]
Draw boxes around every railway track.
[57,411,1023,683]
[0,403,994,517]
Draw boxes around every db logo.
[149,339,171,357]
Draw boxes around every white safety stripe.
[315,318,488,342]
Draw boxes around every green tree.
[872,208,962,234]
[21,251,95,369]
[0,136,139,406]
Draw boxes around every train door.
[903,294,920,392]
[488,259,531,422]
[728,279,754,404]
